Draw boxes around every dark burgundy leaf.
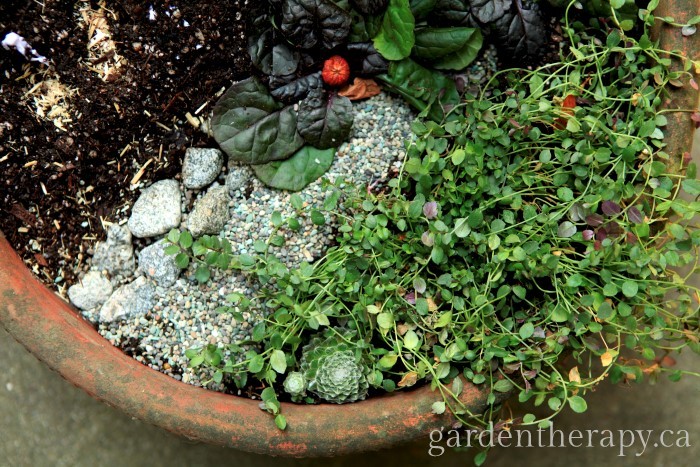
[428,0,474,26]
[596,229,607,241]
[248,27,274,74]
[601,200,622,216]
[350,0,389,15]
[411,0,439,20]
[606,222,623,237]
[586,213,604,227]
[346,42,389,75]
[297,89,354,149]
[490,0,547,65]
[626,231,638,244]
[270,72,323,103]
[270,44,300,76]
[470,0,510,23]
[627,206,643,224]
[280,0,352,50]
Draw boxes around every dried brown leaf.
[601,350,614,367]
[398,371,418,388]
[426,297,438,312]
[338,78,381,101]
[568,366,581,384]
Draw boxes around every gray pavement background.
[1,134,699,467]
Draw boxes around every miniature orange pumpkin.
[322,55,350,87]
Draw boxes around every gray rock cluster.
[68,147,232,324]
[67,223,145,320]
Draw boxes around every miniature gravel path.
[95,93,414,390]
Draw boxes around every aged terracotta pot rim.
[1,1,697,457]
[0,231,503,457]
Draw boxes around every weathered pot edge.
[0,231,509,457]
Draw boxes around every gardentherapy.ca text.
[428,422,691,457]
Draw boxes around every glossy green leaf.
[413,27,483,70]
[373,0,415,60]
[252,146,335,192]
[212,77,304,164]
[377,58,459,121]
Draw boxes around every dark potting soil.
[0,0,250,294]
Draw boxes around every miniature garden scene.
[1,0,699,464]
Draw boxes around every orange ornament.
[322,55,350,87]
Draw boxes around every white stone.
[182,147,224,190]
[138,240,180,287]
[127,179,182,238]
[187,185,230,237]
[67,271,113,310]
[99,276,155,322]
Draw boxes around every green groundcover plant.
[166,0,700,461]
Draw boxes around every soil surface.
[0,0,250,294]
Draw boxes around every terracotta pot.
[0,230,507,457]
[1,1,698,458]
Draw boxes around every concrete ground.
[1,139,699,467]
